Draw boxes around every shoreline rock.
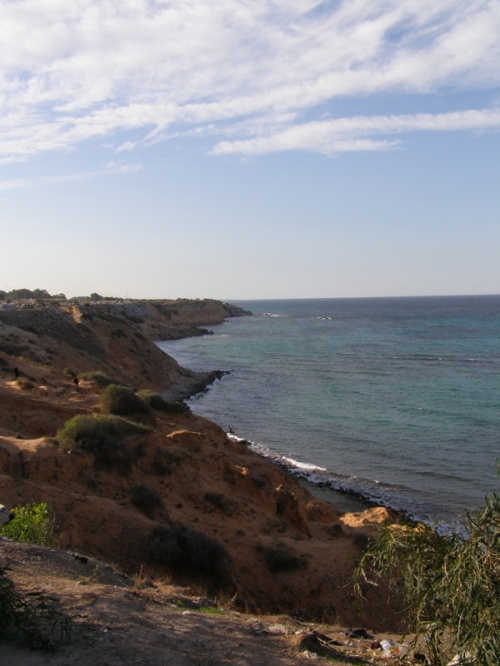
[160,369,230,402]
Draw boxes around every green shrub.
[56,415,150,471]
[100,384,151,417]
[56,414,149,452]
[199,606,225,615]
[136,390,189,414]
[148,522,232,590]
[129,482,164,518]
[1,503,58,547]
[0,566,72,650]
[259,541,308,574]
[62,367,76,378]
[356,471,500,666]
[163,400,189,414]
[76,371,117,387]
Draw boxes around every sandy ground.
[1,539,411,665]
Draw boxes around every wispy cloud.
[0,0,499,161]
[213,107,500,155]
[0,161,142,190]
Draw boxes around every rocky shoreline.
[160,368,231,402]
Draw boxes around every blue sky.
[1,0,499,300]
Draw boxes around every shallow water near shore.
[158,295,500,527]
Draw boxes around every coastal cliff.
[0,298,249,402]
[0,297,403,656]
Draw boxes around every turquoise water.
[158,296,500,526]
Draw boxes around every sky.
[1,0,499,301]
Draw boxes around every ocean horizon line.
[227,293,500,304]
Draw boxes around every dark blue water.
[158,296,500,527]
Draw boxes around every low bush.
[1,503,58,547]
[0,342,27,356]
[152,449,181,475]
[258,540,308,574]
[56,415,150,471]
[148,522,232,590]
[352,531,371,552]
[110,328,126,339]
[56,414,149,453]
[100,384,151,417]
[328,523,344,538]
[125,314,143,324]
[129,482,164,518]
[136,390,189,414]
[204,492,235,515]
[356,468,500,666]
[276,496,287,516]
[76,371,117,387]
[0,567,72,650]
[62,367,76,378]
[199,606,225,615]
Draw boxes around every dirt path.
[0,539,409,665]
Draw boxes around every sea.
[157,296,500,530]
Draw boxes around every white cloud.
[0,161,142,190]
[213,107,500,155]
[0,0,499,161]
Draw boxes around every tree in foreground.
[0,566,72,650]
[1,504,72,649]
[1,503,58,547]
[356,465,500,665]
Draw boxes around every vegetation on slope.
[356,465,500,665]
[56,414,151,471]
[0,566,72,650]
[99,384,151,417]
[1,503,58,547]
[0,503,71,650]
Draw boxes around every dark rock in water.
[222,303,253,318]
[192,370,230,396]
[168,370,231,402]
